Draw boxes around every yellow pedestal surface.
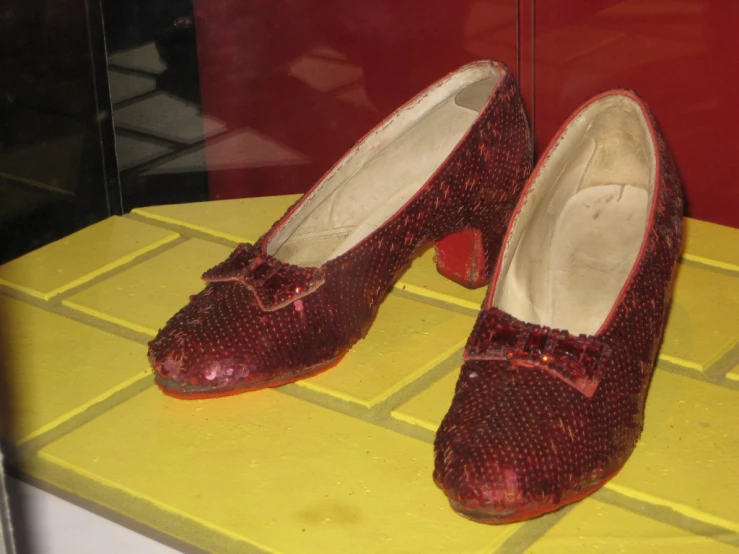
[1,196,737,553]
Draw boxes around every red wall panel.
[530,0,739,227]
[193,0,518,199]
[194,0,737,228]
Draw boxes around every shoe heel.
[435,228,498,289]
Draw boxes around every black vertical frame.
[85,0,123,217]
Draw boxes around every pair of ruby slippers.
[148,60,683,524]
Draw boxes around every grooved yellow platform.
[1,195,738,553]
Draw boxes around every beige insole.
[547,184,648,333]
[494,98,654,336]
[271,77,497,267]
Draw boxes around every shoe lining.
[266,65,501,267]
[493,96,655,336]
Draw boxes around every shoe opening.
[493,94,656,336]
[265,62,503,267]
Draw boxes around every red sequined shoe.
[148,60,533,398]
[433,90,684,523]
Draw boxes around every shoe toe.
[147,283,276,396]
[148,279,347,396]
[433,360,610,523]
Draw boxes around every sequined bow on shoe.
[464,307,611,398]
[202,243,326,312]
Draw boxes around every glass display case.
[0,0,118,264]
[103,0,518,206]
[2,2,739,552]
[3,0,737,266]
[101,0,738,227]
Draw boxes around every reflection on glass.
[0,0,112,263]
[104,0,518,208]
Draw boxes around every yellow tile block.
[299,295,473,407]
[391,369,459,431]
[394,367,739,532]
[63,239,233,336]
[133,195,301,243]
[525,499,735,554]
[610,370,739,532]
[0,296,149,444]
[0,217,178,300]
[660,264,739,372]
[684,218,739,273]
[396,250,487,310]
[726,364,739,383]
[37,388,519,554]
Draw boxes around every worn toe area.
[433,360,631,521]
[148,283,266,390]
[148,281,343,393]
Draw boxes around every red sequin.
[433,90,684,524]
[464,308,610,398]
[148,61,533,397]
